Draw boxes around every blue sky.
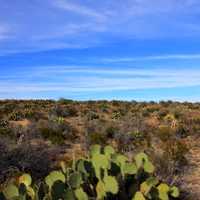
[1,0,200,101]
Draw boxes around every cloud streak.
[52,0,106,21]
[101,53,200,63]
[1,66,200,95]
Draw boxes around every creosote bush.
[1,145,179,200]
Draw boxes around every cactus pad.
[19,173,32,187]
[96,181,106,200]
[90,144,101,157]
[69,172,83,189]
[75,187,88,200]
[3,184,19,199]
[103,176,118,194]
[45,170,65,189]
[133,191,146,200]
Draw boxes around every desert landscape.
[2,0,200,199]
[1,99,200,199]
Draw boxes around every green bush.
[1,145,180,200]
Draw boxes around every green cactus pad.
[90,144,101,157]
[96,181,106,200]
[112,154,128,177]
[92,154,109,179]
[135,153,148,168]
[3,184,19,199]
[69,172,83,189]
[113,154,128,165]
[124,163,137,175]
[27,186,35,199]
[75,188,88,200]
[170,186,179,197]
[143,161,155,173]
[63,188,76,200]
[157,183,170,200]
[140,177,158,196]
[45,170,65,189]
[76,159,87,175]
[103,176,119,194]
[133,191,146,200]
[140,182,151,196]
[104,145,115,158]
[18,173,32,187]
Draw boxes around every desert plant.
[1,145,180,200]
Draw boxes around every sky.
[1,0,200,101]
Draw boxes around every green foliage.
[1,145,180,200]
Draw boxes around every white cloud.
[100,53,200,63]
[1,66,200,94]
[51,0,107,22]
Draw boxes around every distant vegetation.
[0,99,200,199]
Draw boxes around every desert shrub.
[175,123,188,138]
[88,132,107,145]
[0,145,180,200]
[22,108,35,119]
[65,106,79,117]
[50,104,78,118]
[38,119,77,144]
[153,139,188,186]
[8,111,23,121]
[58,98,74,104]
[156,125,174,142]
[154,140,188,186]
[87,111,99,120]
[0,103,16,114]
[164,140,188,168]
[157,109,169,119]
[115,130,149,153]
[105,126,118,139]
[0,120,12,137]
[0,143,53,183]
[99,103,109,113]
[111,100,121,106]
[129,130,146,141]
[112,110,121,120]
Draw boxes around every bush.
[38,119,77,144]
[88,132,107,145]
[51,105,78,118]
[58,98,74,104]
[105,126,118,139]
[0,143,53,183]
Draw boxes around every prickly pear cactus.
[0,144,180,200]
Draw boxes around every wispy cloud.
[1,66,200,95]
[52,0,107,22]
[101,53,200,63]
[1,0,200,54]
